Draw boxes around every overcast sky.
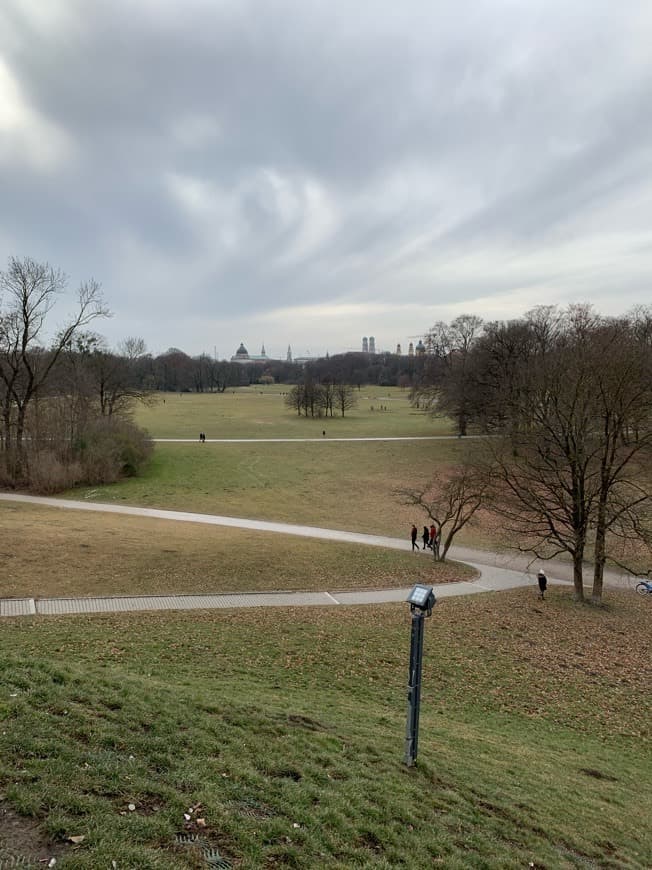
[1,0,651,359]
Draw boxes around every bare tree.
[398,463,488,561]
[0,257,108,476]
[413,314,484,435]
[119,336,147,360]
[284,375,331,418]
[334,383,357,417]
[480,307,652,602]
[319,381,335,417]
[285,384,305,416]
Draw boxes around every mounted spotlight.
[407,584,436,615]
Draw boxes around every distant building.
[415,340,425,356]
[294,350,317,365]
[396,343,402,355]
[362,336,369,353]
[287,345,293,362]
[231,343,270,364]
[369,336,376,354]
[408,342,414,357]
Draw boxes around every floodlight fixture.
[407,584,436,616]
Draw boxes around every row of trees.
[123,349,425,394]
[0,257,152,490]
[284,379,358,417]
[409,307,652,603]
[305,352,424,389]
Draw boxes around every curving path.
[153,435,483,443]
[0,493,632,618]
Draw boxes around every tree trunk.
[572,548,585,601]
[2,405,12,455]
[592,503,607,605]
[15,404,29,475]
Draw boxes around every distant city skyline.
[214,336,419,363]
[2,1,651,358]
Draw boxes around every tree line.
[284,378,357,418]
[128,349,425,393]
[407,306,652,603]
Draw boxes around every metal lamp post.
[404,584,436,767]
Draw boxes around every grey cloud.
[1,0,651,353]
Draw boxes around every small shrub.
[0,416,153,493]
[79,417,153,483]
[28,452,83,494]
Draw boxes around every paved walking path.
[0,493,632,618]
[153,435,483,443]
[0,567,569,618]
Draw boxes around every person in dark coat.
[537,570,548,600]
[410,524,419,551]
[422,526,430,549]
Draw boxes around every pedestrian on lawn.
[422,526,430,549]
[410,524,419,551]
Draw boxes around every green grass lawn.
[1,588,649,868]
[65,440,475,540]
[133,388,453,439]
[0,502,474,599]
[62,389,501,548]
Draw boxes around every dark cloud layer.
[1,0,650,356]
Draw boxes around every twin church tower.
[363,336,424,357]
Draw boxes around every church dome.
[235,343,249,356]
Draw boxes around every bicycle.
[635,579,652,595]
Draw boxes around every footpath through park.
[0,493,631,618]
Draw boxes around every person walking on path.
[537,570,548,600]
[429,523,440,559]
[410,524,419,551]
[422,526,430,549]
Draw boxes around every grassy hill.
[1,589,649,868]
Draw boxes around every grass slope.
[1,589,650,868]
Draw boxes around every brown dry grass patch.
[1,502,475,598]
